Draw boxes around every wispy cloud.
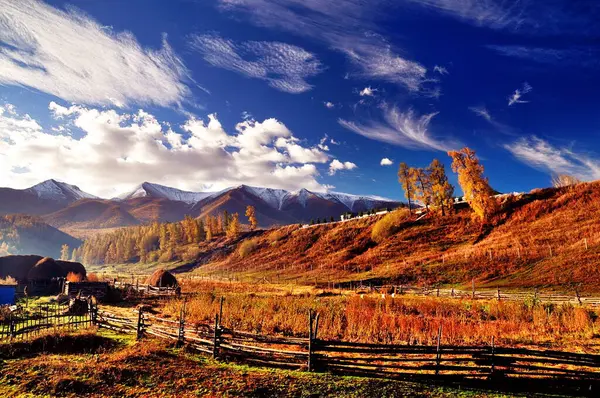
[216,0,428,92]
[469,106,492,122]
[433,65,449,75]
[407,0,600,35]
[0,0,190,107]
[339,105,459,151]
[359,86,377,97]
[505,136,600,181]
[380,158,393,166]
[324,101,335,109]
[189,34,322,94]
[487,45,600,68]
[508,82,532,106]
[328,159,357,175]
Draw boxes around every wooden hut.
[146,269,178,287]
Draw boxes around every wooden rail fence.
[0,301,96,341]
[93,304,600,385]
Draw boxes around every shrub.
[371,209,410,243]
[182,246,202,261]
[0,276,17,285]
[86,273,100,282]
[238,238,259,258]
[66,272,84,282]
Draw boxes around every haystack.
[0,255,43,282]
[56,260,87,279]
[27,257,67,281]
[146,269,178,287]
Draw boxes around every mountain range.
[0,180,402,234]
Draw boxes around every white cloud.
[433,65,449,75]
[318,136,330,151]
[328,159,357,175]
[324,101,335,109]
[0,0,189,107]
[468,106,492,122]
[0,102,331,197]
[189,34,322,94]
[359,86,377,96]
[508,82,532,106]
[380,158,393,166]
[339,105,459,151]
[504,136,600,181]
[216,0,428,92]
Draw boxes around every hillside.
[185,181,600,292]
[0,214,81,258]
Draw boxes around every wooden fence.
[356,284,600,306]
[93,305,600,384]
[0,301,95,341]
[112,282,179,297]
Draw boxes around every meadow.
[160,280,600,352]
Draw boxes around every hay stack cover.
[56,260,87,279]
[146,269,178,287]
[0,255,43,282]
[27,257,67,281]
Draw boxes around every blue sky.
[1,0,600,200]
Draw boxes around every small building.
[64,281,109,299]
[0,284,16,306]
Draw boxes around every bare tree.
[551,174,581,188]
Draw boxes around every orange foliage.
[86,272,100,282]
[66,272,84,282]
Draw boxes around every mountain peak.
[119,182,216,204]
[28,179,96,202]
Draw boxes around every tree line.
[65,206,258,265]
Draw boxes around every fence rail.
[112,282,180,297]
[0,301,95,340]
[93,305,600,384]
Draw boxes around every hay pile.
[0,255,43,282]
[146,269,178,287]
[56,260,87,280]
[27,257,67,281]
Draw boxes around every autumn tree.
[412,167,432,211]
[245,205,258,230]
[226,213,241,238]
[551,174,581,188]
[428,159,454,216]
[448,147,496,220]
[398,162,416,214]
[60,244,70,260]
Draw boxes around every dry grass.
[371,208,410,243]
[86,272,100,282]
[197,181,600,292]
[238,238,259,258]
[0,276,17,285]
[162,283,600,351]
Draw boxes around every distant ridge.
[0,180,403,230]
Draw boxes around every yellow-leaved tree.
[226,213,241,238]
[428,159,454,216]
[245,205,258,230]
[448,147,496,220]
[398,162,416,214]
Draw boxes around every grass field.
[0,329,513,397]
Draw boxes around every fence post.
[575,289,582,305]
[213,314,220,359]
[585,238,588,250]
[472,279,475,299]
[9,313,16,340]
[136,307,144,340]
[490,336,495,376]
[497,286,501,301]
[435,325,442,375]
[219,296,224,324]
[177,299,186,347]
[307,310,314,372]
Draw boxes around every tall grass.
[162,289,599,350]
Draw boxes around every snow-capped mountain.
[27,179,97,202]
[118,182,216,204]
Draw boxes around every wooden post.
[219,296,224,325]
[472,279,475,299]
[435,324,442,375]
[497,286,501,301]
[490,336,495,376]
[576,289,582,305]
[517,247,521,258]
[307,310,314,372]
[451,288,454,297]
[213,314,219,359]
[136,307,144,340]
[177,299,186,347]
[549,245,553,257]
[585,238,588,250]
[437,287,440,297]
